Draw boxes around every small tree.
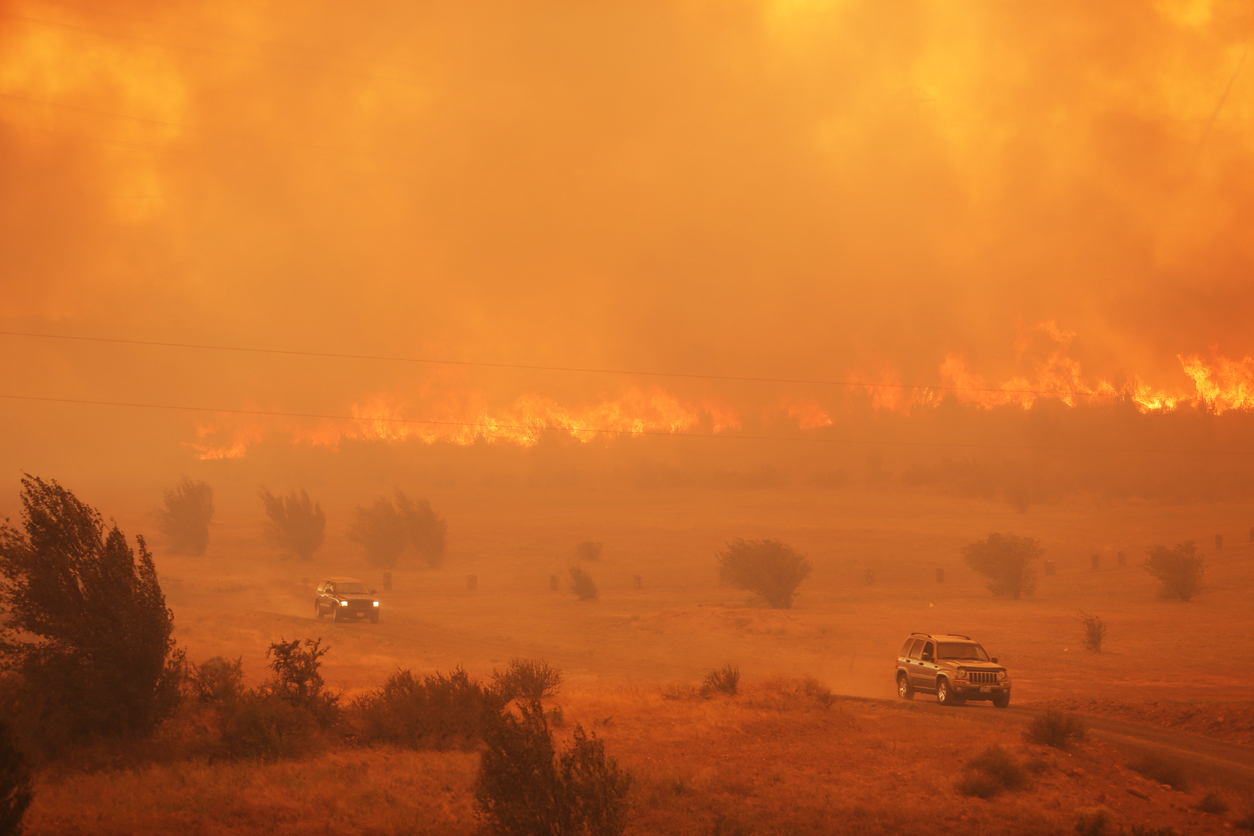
[0,476,180,746]
[155,477,214,556]
[475,699,630,836]
[0,718,32,836]
[569,566,598,601]
[1076,612,1106,653]
[348,496,406,569]
[265,638,338,722]
[574,541,602,561]
[716,538,812,609]
[961,532,1041,599]
[1144,541,1205,601]
[396,491,447,568]
[259,488,326,561]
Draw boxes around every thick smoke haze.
[1,0,1253,494]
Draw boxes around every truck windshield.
[937,642,989,661]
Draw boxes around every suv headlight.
[997,670,1008,681]
[954,668,968,679]
[339,600,348,607]
[372,601,379,607]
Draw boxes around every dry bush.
[351,668,496,750]
[960,531,1041,599]
[221,692,320,760]
[1074,807,1112,836]
[349,491,447,569]
[1144,542,1206,601]
[569,565,599,601]
[1077,611,1107,653]
[1128,753,1188,790]
[264,638,339,725]
[474,699,630,836]
[702,665,740,696]
[0,719,33,836]
[574,541,602,561]
[1024,710,1086,749]
[155,477,214,556]
[0,475,181,752]
[491,659,563,701]
[396,491,448,568]
[258,488,325,561]
[716,539,812,609]
[955,745,1027,798]
[1193,792,1228,814]
[188,657,244,705]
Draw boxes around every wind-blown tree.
[717,538,812,609]
[1144,541,1206,601]
[155,477,214,555]
[396,491,447,568]
[0,476,181,749]
[259,488,326,561]
[961,532,1042,599]
[0,718,32,836]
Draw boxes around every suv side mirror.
[991,657,998,664]
[921,652,933,662]
[370,589,377,595]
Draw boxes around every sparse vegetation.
[569,565,599,600]
[474,699,630,836]
[1077,611,1107,653]
[0,475,181,752]
[961,532,1041,599]
[188,656,244,705]
[491,658,563,701]
[351,667,496,750]
[349,490,447,569]
[1074,807,1112,836]
[1128,753,1188,790]
[1236,811,1254,831]
[716,538,812,609]
[702,664,740,696]
[258,487,326,561]
[0,719,32,836]
[575,540,602,561]
[955,745,1027,798]
[1144,542,1206,601]
[1193,792,1228,814]
[1025,710,1086,749]
[155,477,214,556]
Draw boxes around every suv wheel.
[314,602,323,619]
[897,673,914,701]
[936,678,957,706]
[993,693,1010,709]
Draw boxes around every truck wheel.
[993,694,1010,708]
[936,679,955,706]
[897,673,914,700]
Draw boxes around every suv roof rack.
[947,634,971,640]
[910,632,933,638]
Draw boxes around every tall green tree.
[0,476,180,748]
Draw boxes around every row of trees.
[152,479,446,568]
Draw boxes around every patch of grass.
[955,745,1027,798]
[1128,753,1188,791]
[711,813,754,835]
[1192,791,1228,814]
[1025,710,1086,749]
[701,665,740,696]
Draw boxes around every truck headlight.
[339,600,348,607]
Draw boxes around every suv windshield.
[937,642,990,661]
[336,582,370,594]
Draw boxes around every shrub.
[1144,542,1206,601]
[265,638,339,725]
[352,667,496,750]
[0,719,33,836]
[155,477,214,556]
[221,691,319,760]
[569,565,599,601]
[0,475,181,748]
[1024,710,1086,749]
[1128,753,1188,790]
[574,541,602,561]
[1236,811,1254,831]
[1074,808,1111,836]
[955,745,1027,798]
[961,532,1041,599]
[474,699,630,836]
[492,659,563,701]
[716,538,812,609]
[702,664,740,696]
[1193,792,1228,814]
[189,656,244,705]
[396,491,447,568]
[258,488,325,561]
[1077,612,1107,653]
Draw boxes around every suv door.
[906,639,926,689]
[913,640,938,691]
[316,580,331,615]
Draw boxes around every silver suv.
[895,632,1010,707]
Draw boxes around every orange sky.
[1,0,1253,481]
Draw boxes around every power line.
[0,392,1246,456]
[0,329,1135,400]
